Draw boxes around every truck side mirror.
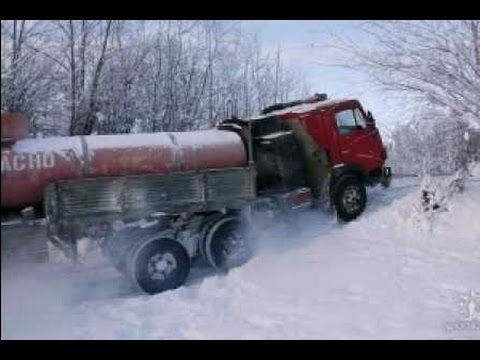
[366,111,376,127]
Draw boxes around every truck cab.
[227,94,392,221]
[262,96,388,180]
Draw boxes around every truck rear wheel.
[127,238,190,294]
[332,176,366,222]
[203,216,253,272]
[103,226,156,274]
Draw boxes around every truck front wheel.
[332,176,367,222]
[127,238,190,294]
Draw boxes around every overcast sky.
[240,20,406,138]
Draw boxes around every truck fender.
[330,163,367,183]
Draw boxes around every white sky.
[240,20,407,138]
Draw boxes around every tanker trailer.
[2,124,248,210]
[1,111,258,293]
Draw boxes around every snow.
[462,113,480,131]
[10,136,84,161]
[11,130,241,154]
[7,129,243,164]
[249,98,348,120]
[2,177,479,339]
[84,130,242,150]
[472,164,480,178]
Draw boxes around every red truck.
[1,94,391,294]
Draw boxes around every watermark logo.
[445,290,480,332]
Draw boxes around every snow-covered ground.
[2,176,479,340]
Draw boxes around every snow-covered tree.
[339,20,480,211]
[1,20,59,132]
[342,20,479,169]
[346,21,479,124]
[1,20,309,137]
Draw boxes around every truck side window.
[335,109,357,134]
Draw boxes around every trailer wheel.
[127,238,190,294]
[333,175,367,222]
[204,216,253,272]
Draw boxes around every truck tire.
[126,237,190,294]
[332,175,366,222]
[203,216,253,272]
[102,226,156,274]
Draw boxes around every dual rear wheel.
[202,216,253,272]
[126,238,190,295]
[113,215,253,295]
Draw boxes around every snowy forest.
[1,20,309,136]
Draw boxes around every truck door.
[334,107,384,172]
